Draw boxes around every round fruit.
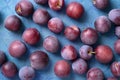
[114,39,120,55]
[22,28,40,45]
[48,0,64,11]
[108,9,120,25]
[54,60,71,77]
[19,66,35,80]
[94,16,111,33]
[79,45,94,60]
[15,0,34,17]
[43,36,59,53]
[4,15,21,31]
[107,77,117,80]
[34,0,48,4]
[95,45,113,64]
[61,45,77,60]
[92,0,108,9]
[66,2,84,19]
[48,17,64,33]
[115,26,120,38]
[1,62,18,78]
[9,40,27,58]
[87,67,104,80]
[30,51,49,70]
[64,25,80,41]
[80,28,98,45]
[0,51,6,65]
[33,8,50,25]
[72,58,88,74]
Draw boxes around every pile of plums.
[0,0,120,80]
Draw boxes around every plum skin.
[64,25,80,41]
[22,28,40,45]
[87,67,104,80]
[4,15,21,31]
[115,26,120,38]
[48,0,64,11]
[34,0,48,4]
[54,60,71,78]
[30,51,49,70]
[15,0,34,17]
[110,61,120,77]
[43,36,59,53]
[114,39,120,55]
[72,58,88,74]
[1,62,18,78]
[0,51,6,65]
[19,66,35,80]
[9,40,27,58]
[61,45,77,60]
[95,45,113,64]
[80,28,98,45]
[66,2,84,19]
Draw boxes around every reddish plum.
[9,40,27,58]
[22,28,40,45]
[54,60,71,77]
[48,17,64,33]
[80,28,98,45]
[64,25,80,41]
[79,45,94,60]
[61,45,77,60]
[66,2,84,19]
[108,9,120,25]
[72,58,88,74]
[111,61,120,77]
[43,36,59,53]
[95,45,113,64]
[48,0,64,11]
[15,0,34,17]
[4,15,21,31]
[87,67,104,80]
[1,62,18,78]
[30,51,49,70]
[33,9,50,25]
[94,16,111,33]
[107,77,117,80]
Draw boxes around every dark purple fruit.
[95,45,113,64]
[108,9,120,25]
[61,45,77,60]
[22,28,40,45]
[80,28,98,45]
[30,51,49,70]
[0,51,6,65]
[87,67,104,80]
[34,0,48,4]
[19,66,35,80]
[15,0,34,17]
[110,61,120,77]
[48,0,64,11]
[72,58,88,74]
[1,62,18,78]
[4,15,21,31]
[9,40,27,58]
[64,25,80,41]
[43,36,59,53]
[94,16,111,33]
[33,9,50,25]
[66,2,84,19]
[48,17,64,33]
[92,0,108,9]
[54,60,71,77]
[107,77,117,80]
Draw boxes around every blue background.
[0,0,120,80]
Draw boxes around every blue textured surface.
[0,0,120,80]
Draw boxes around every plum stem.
[88,51,96,54]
